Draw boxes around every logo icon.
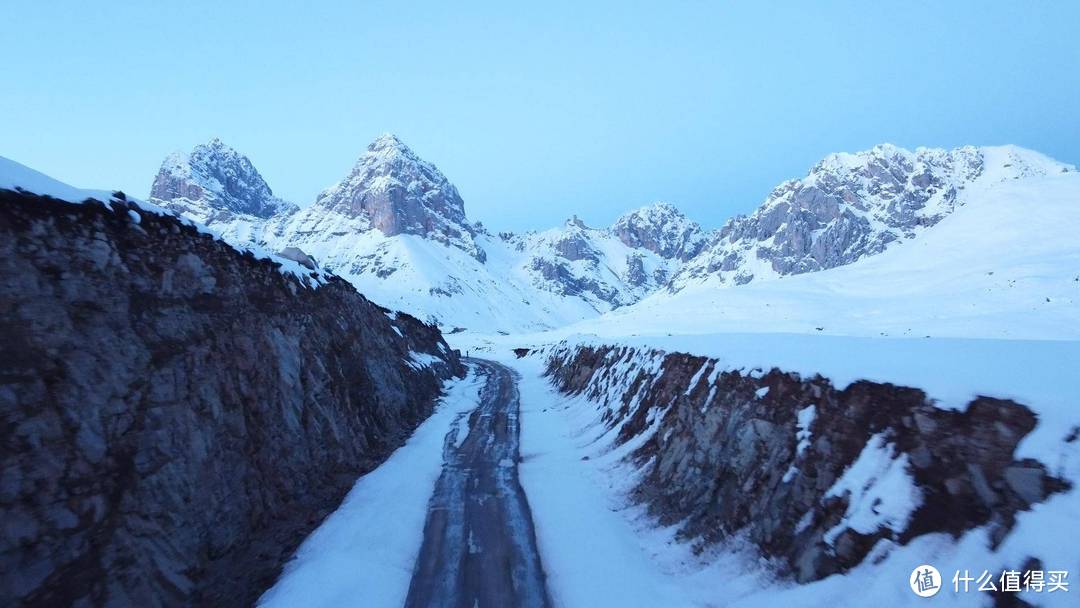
[911,564,942,597]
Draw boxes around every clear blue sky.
[3,1,1078,231]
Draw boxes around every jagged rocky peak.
[314,134,482,255]
[149,138,296,221]
[610,201,708,261]
[755,143,985,238]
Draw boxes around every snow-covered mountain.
[670,144,1073,290]
[298,133,485,260]
[556,153,1080,342]
[148,136,707,332]
[148,138,298,240]
[146,137,1075,334]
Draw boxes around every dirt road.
[404,359,551,608]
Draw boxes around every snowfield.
[580,170,1080,342]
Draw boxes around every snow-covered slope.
[146,139,1075,335]
[1,155,116,203]
[671,144,1074,290]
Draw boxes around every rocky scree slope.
[542,343,1070,584]
[0,188,462,607]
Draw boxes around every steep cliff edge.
[541,343,1070,585]
[0,188,462,607]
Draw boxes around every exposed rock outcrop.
[543,343,1069,583]
[0,189,462,607]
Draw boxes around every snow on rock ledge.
[1,154,330,289]
[540,342,1071,583]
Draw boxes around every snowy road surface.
[405,359,551,608]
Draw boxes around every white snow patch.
[823,433,922,546]
[407,351,442,369]
[795,404,816,457]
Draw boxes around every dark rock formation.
[0,189,462,607]
[544,344,1068,583]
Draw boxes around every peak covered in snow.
[610,201,708,261]
[311,134,483,258]
[148,138,297,225]
[127,137,1075,334]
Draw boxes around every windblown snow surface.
[453,165,1080,606]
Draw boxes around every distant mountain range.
[147,136,1074,332]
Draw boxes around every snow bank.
[257,367,484,608]
[501,349,1080,607]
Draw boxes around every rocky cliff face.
[542,343,1069,583]
[0,188,462,607]
[670,144,1072,289]
[148,138,298,227]
[507,205,702,312]
[306,134,485,260]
